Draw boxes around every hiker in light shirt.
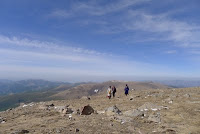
[107,86,112,99]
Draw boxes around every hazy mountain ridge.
[0,79,76,111]
[0,79,71,95]
[155,80,200,88]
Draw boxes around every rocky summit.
[0,86,200,134]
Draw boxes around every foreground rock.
[148,113,161,123]
[105,105,121,116]
[81,105,94,115]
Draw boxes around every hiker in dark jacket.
[112,86,117,97]
[124,84,129,96]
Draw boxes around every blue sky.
[0,0,200,82]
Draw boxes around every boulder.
[105,105,121,116]
[81,105,94,115]
[123,109,144,117]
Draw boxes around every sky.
[0,0,200,82]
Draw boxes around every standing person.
[124,84,129,96]
[107,86,112,99]
[112,86,117,97]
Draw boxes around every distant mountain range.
[0,79,80,111]
[0,79,71,95]
[155,80,200,88]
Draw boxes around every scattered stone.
[75,128,79,132]
[183,94,190,98]
[55,106,66,110]
[81,96,91,100]
[129,97,134,100]
[127,126,135,132]
[105,105,121,116]
[62,107,74,114]
[75,109,80,115]
[48,103,54,107]
[148,113,161,123]
[161,106,169,110]
[6,108,12,112]
[39,103,55,110]
[81,105,94,115]
[13,130,29,134]
[162,129,176,134]
[97,110,105,114]
[22,105,28,108]
[68,114,72,120]
[94,89,99,93]
[163,98,173,104]
[54,105,72,114]
[112,116,132,124]
[0,117,6,124]
[138,102,162,111]
[123,109,144,117]
[38,105,48,110]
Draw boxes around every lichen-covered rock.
[148,113,161,123]
[105,105,121,116]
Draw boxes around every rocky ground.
[0,87,200,134]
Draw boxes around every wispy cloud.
[73,0,152,16]
[48,9,71,18]
[0,34,182,81]
[0,35,104,56]
[165,50,177,54]
[48,0,200,49]
[48,0,152,18]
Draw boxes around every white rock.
[151,108,158,111]
[22,105,28,108]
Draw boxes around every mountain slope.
[51,81,170,100]
[0,86,199,133]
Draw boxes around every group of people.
[107,86,117,99]
[107,84,129,99]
